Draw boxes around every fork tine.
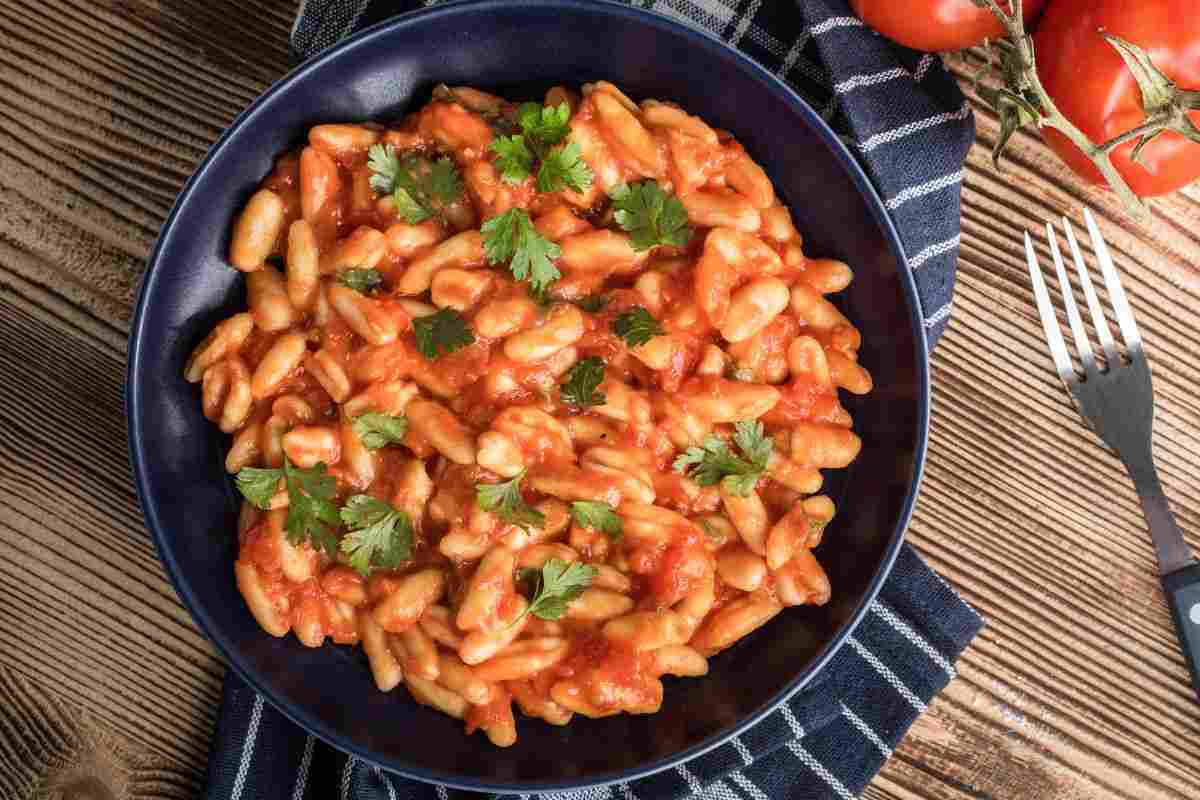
[1062,215,1121,368]
[1046,222,1095,374]
[1083,207,1142,355]
[1025,231,1076,383]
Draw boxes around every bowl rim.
[126,0,930,791]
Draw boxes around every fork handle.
[1163,563,1200,698]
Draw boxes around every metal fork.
[1025,208,1200,696]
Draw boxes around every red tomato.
[850,0,1045,52]
[1034,0,1200,197]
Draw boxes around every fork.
[1025,208,1200,696]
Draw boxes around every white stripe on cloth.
[375,767,398,800]
[885,170,964,210]
[544,786,613,800]
[729,770,771,800]
[728,0,762,46]
[784,741,855,800]
[779,704,806,739]
[810,16,864,35]
[857,101,972,152]
[695,778,742,800]
[913,53,936,81]
[290,735,315,800]
[908,234,961,269]
[677,766,739,800]
[872,603,957,679]
[924,302,953,328]
[776,33,810,79]
[834,67,907,94]
[677,764,703,795]
[840,703,893,758]
[341,757,355,800]
[732,736,754,766]
[847,637,928,712]
[230,694,264,800]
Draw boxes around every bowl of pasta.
[126,0,928,791]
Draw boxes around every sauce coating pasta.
[189,81,871,746]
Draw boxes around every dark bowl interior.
[126,0,928,791]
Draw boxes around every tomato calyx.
[971,0,1200,222]
[1100,34,1200,165]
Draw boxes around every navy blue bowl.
[127,0,928,791]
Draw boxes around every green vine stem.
[973,0,1200,223]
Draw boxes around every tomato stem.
[975,0,1152,222]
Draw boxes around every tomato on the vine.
[850,0,1045,52]
[1034,0,1200,197]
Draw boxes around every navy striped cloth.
[203,2,982,798]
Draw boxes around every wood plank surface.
[1,3,1198,798]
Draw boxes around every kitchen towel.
[203,1,982,798]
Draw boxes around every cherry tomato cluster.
[851,0,1200,198]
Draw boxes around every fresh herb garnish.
[574,294,610,313]
[569,501,623,542]
[560,356,607,407]
[490,102,592,193]
[352,412,408,450]
[339,495,414,575]
[367,144,463,225]
[481,208,562,297]
[673,420,774,497]
[235,459,341,556]
[338,268,384,294]
[611,306,664,348]
[476,469,544,531]
[412,308,475,360]
[536,142,592,194]
[235,467,284,510]
[611,181,692,252]
[517,558,598,621]
[517,102,571,147]
[284,459,341,556]
[490,135,534,184]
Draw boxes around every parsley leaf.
[560,356,607,407]
[537,142,593,194]
[673,420,774,497]
[426,158,465,206]
[574,294,610,313]
[367,143,404,195]
[283,459,341,557]
[518,102,571,147]
[338,268,384,294]
[569,501,623,542]
[339,495,413,575]
[491,135,534,184]
[611,306,664,348]
[412,308,475,360]
[481,208,562,296]
[367,144,463,225]
[352,412,408,450]
[235,467,283,510]
[476,469,544,531]
[518,559,598,620]
[611,181,693,251]
[491,103,592,193]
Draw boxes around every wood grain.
[0,3,1198,798]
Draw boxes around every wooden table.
[2,3,1198,798]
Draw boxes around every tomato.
[850,0,1045,52]
[1034,0,1200,197]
